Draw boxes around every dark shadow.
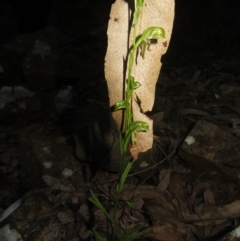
[72,103,122,176]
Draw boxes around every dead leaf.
[203,188,215,205]
[146,225,184,241]
[182,200,240,226]
[79,222,90,240]
[121,185,166,200]
[71,190,87,203]
[78,203,89,222]
[94,209,108,233]
[49,224,60,239]
[158,169,172,190]
[57,209,75,223]
[53,183,75,192]
[131,197,145,221]
[54,136,67,144]
[65,222,80,240]
[146,199,186,234]
[189,183,203,208]
[172,159,190,174]
[168,172,190,213]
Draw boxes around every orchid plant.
[89,0,165,240]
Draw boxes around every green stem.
[124,0,144,135]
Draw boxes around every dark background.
[0,0,240,69]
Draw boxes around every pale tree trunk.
[105,0,174,160]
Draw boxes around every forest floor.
[1,0,240,240]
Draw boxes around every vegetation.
[89,0,165,240]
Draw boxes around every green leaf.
[134,26,165,51]
[123,121,149,149]
[119,133,124,155]
[128,76,135,89]
[128,76,141,91]
[141,26,165,41]
[118,227,151,241]
[129,121,149,132]
[117,161,133,192]
[131,132,137,144]
[88,189,114,226]
[114,101,127,111]
[126,197,135,210]
[132,81,141,90]
[91,229,108,241]
[136,0,144,8]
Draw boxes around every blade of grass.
[89,189,114,227]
